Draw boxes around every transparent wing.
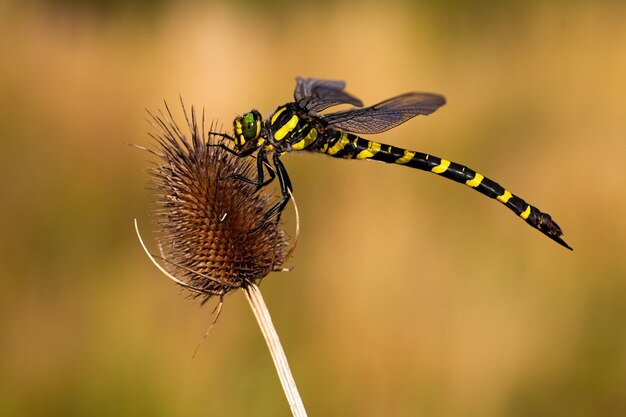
[294,77,363,113]
[322,92,445,134]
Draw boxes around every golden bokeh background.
[1,1,625,416]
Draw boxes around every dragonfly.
[212,77,571,250]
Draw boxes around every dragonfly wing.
[294,77,363,113]
[322,92,445,134]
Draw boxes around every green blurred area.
[1,1,625,416]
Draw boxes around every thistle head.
[145,102,288,301]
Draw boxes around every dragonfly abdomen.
[320,131,571,249]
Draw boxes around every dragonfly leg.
[205,139,276,188]
[207,131,236,142]
[217,147,276,189]
[206,141,257,159]
[261,153,293,223]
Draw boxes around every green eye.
[241,112,260,140]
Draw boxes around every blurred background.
[1,0,625,416]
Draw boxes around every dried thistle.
[144,102,290,301]
[135,100,307,416]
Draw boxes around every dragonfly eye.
[234,111,261,147]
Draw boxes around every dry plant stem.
[243,283,308,417]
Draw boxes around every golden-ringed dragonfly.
[212,77,571,250]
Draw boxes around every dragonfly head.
[233,110,263,148]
